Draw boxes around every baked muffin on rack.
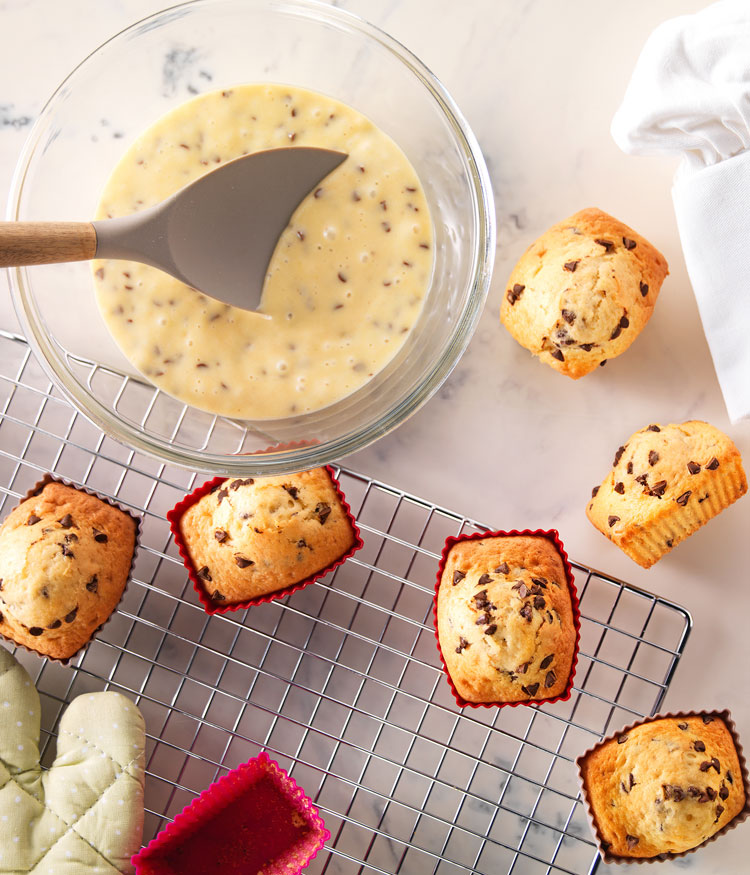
[578,712,747,860]
[587,420,746,567]
[500,207,668,377]
[0,479,137,660]
[436,533,578,705]
[174,468,359,607]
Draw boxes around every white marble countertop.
[1,1,748,872]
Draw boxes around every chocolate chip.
[608,516,620,527]
[283,484,300,499]
[314,502,331,524]
[563,260,579,272]
[609,323,623,340]
[517,662,529,674]
[706,457,720,470]
[693,740,706,752]
[58,514,73,528]
[614,482,625,494]
[720,784,729,800]
[715,804,725,822]
[47,619,61,630]
[93,528,108,543]
[234,555,254,568]
[515,582,529,598]
[475,612,490,626]
[595,238,614,252]
[622,781,630,794]
[485,624,497,635]
[506,283,525,305]
[544,670,556,688]
[666,539,673,548]
[700,761,712,772]
[618,734,629,744]
[640,282,649,297]
[494,562,509,574]
[705,786,717,800]
[230,478,254,490]
[473,590,489,607]
[623,237,637,250]
[649,450,659,466]
[519,603,532,621]
[534,595,546,610]
[64,533,78,543]
[61,544,74,558]
[614,446,626,466]
[64,608,77,624]
[531,577,548,589]
[647,424,661,432]
[26,515,41,526]
[578,343,595,352]
[522,683,539,697]
[561,309,576,324]
[711,757,720,772]
[678,722,688,730]
[550,348,565,362]
[297,539,309,549]
[214,529,228,543]
[455,636,470,654]
[635,473,649,485]
[216,488,229,504]
[29,627,43,636]
[591,486,600,498]
[688,786,701,797]
[452,570,466,585]
[198,566,212,581]
[211,590,226,602]
[676,491,691,507]
[727,770,734,784]
[687,461,701,475]
[702,715,715,724]
[86,575,98,593]
[626,461,633,474]
[626,835,639,850]
[477,573,493,586]
[539,655,554,671]
[648,480,667,498]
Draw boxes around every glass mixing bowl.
[7,0,494,475]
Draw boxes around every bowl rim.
[6,0,496,476]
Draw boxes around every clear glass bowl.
[8,0,494,475]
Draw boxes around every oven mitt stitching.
[0,647,145,873]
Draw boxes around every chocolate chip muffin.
[500,207,668,377]
[587,420,746,567]
[175,468,358,606]
[0,480,137,660]
[436,534,578,704]
[578,713,747,860]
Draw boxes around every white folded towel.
[612,0,750,422]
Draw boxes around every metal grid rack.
[0,329,692,875]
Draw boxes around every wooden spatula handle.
[0,222,97,267]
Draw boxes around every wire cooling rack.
[0,329,692,875]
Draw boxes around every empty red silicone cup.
[433,528,581,709]
[132,752,329,874]
[167,466,362,614]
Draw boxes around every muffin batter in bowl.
[93,84,433,420]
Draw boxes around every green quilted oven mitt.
[0,647,146,874]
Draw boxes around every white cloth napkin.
[612,0,750,422]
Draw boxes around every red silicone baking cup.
[0,473,142,665]
[432,528,581,709]
[576,709,750,864]
[167,466,362,615]
[132,751,329,874]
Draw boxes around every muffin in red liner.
[0,473,141,664]
[433,529,580,709]
[576,709,750,864]
[132,752,329,874]
[167,466,362,614]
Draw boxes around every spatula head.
[94,147,347,311]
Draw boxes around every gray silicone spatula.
[0,147,346,311]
